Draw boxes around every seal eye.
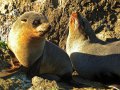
[32,19,41,27]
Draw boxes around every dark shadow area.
[70,52,120,85]
[80,1,118,34]
[106,37,120,42]
[51,0,59,8]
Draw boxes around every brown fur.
[8,11,49,67]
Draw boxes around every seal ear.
[21,18,27,23]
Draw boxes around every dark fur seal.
[66,12,120,84]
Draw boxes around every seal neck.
[68,26,89,42]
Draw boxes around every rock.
[29,76,59,90]
[0,0,120,89]
[0,72,31,90]
[0,0,119,49]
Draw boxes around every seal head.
[8,11,50,67]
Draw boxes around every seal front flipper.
[0,65,22,78]
[0,51,22,78]
[0,64,22,78]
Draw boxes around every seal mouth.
[36,23,51,36]
[39,25,51,35]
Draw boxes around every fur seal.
[66,12,120,84]
[8,11,73,81]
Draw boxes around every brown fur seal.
[66,12,120,84]
[8,11,73,81]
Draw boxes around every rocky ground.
[0,0,120,90]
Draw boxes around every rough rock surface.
[0,0,120,90]
[0,0,120,49]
